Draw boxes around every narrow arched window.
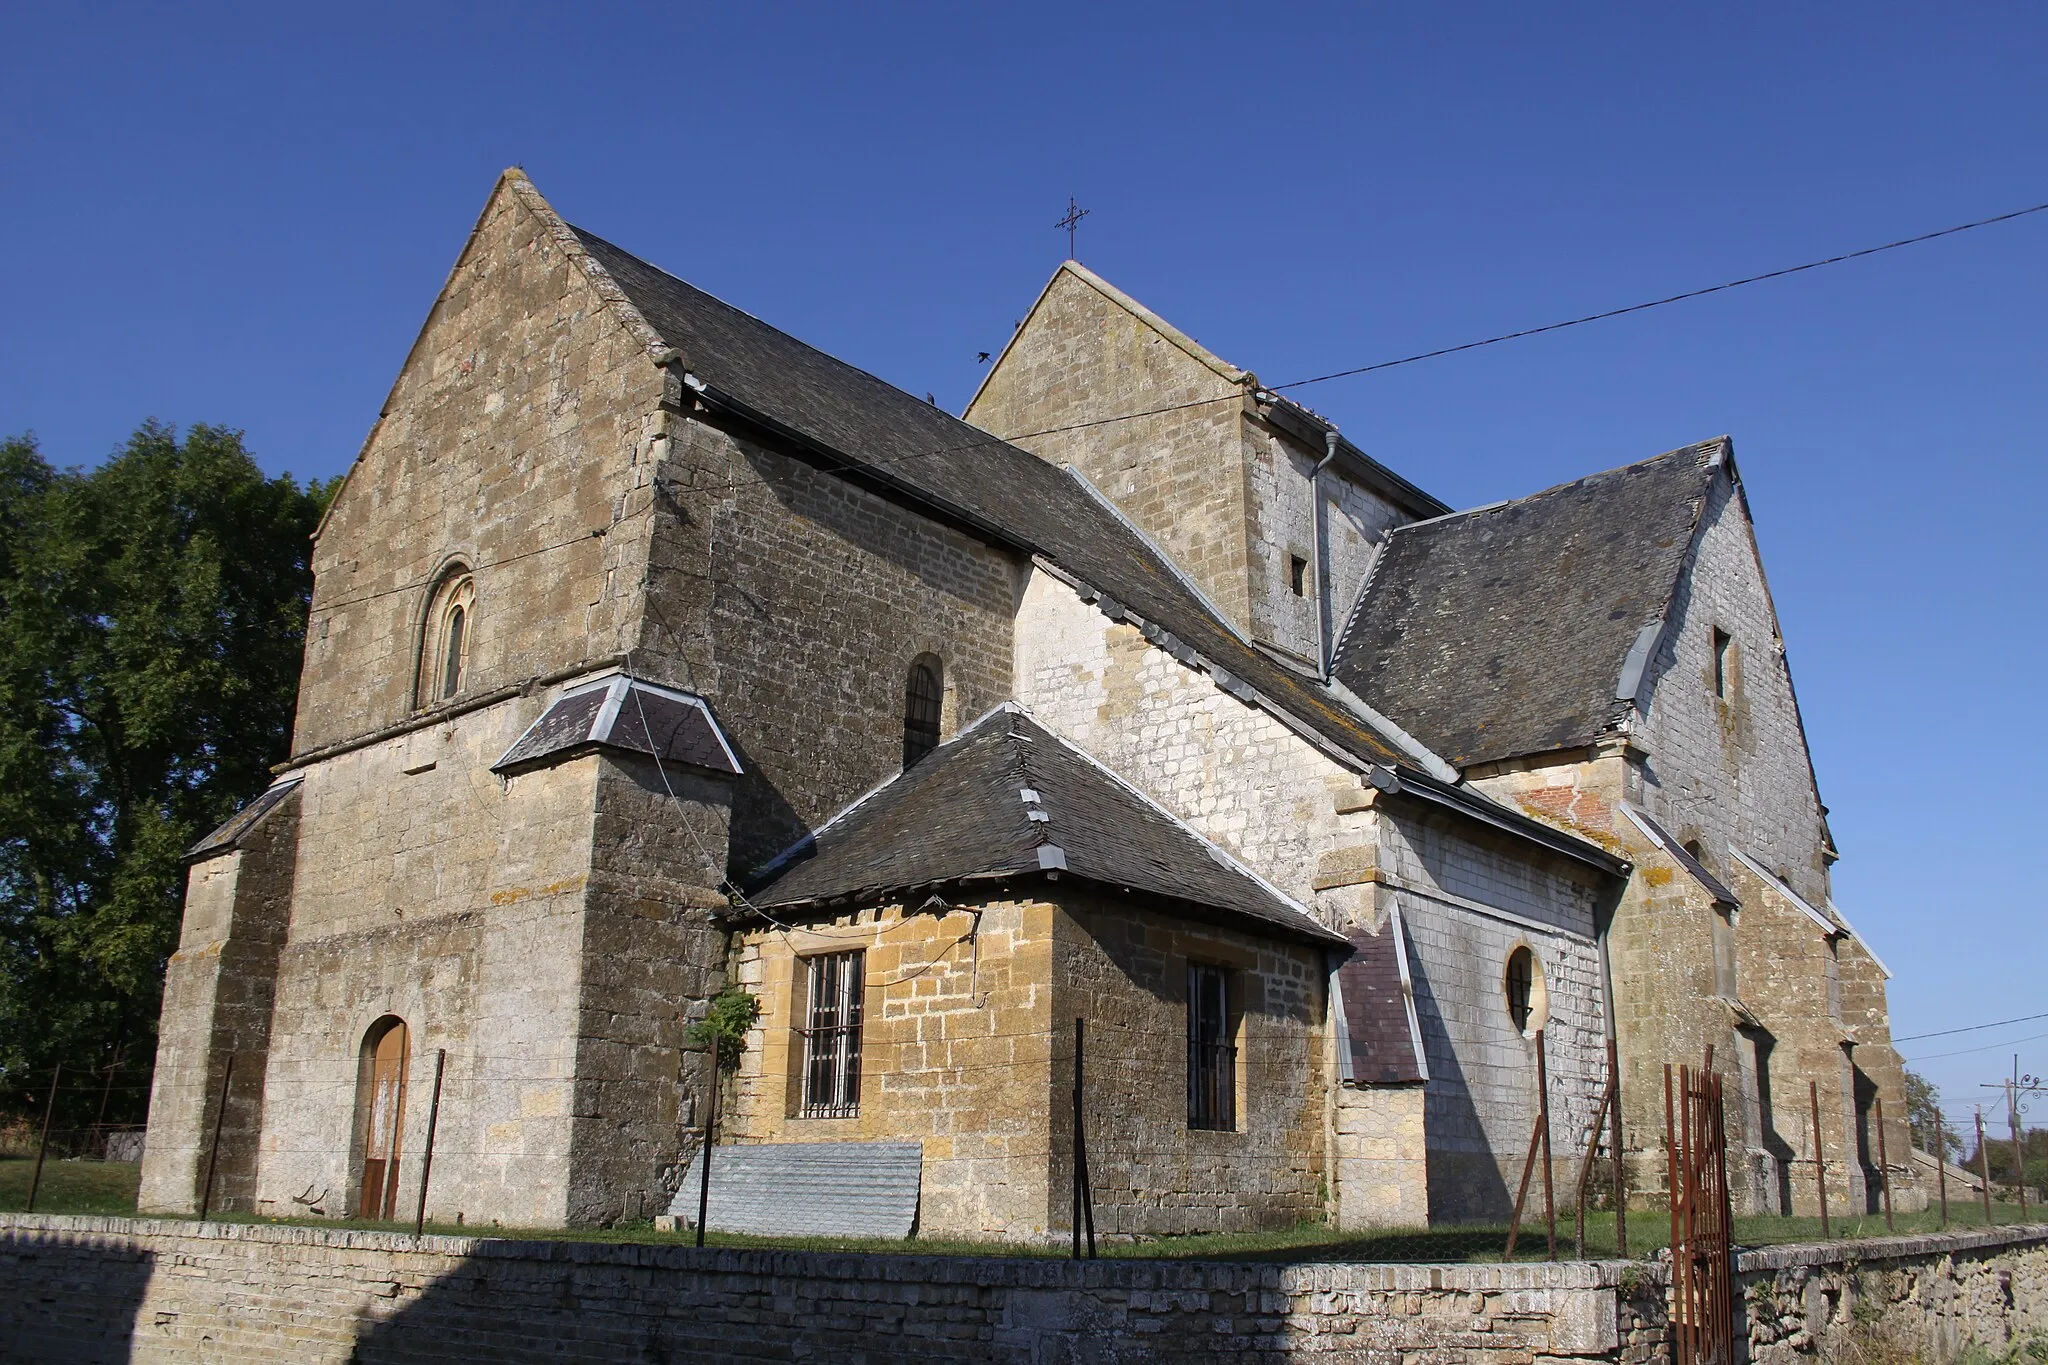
[902,655,943,769]
[440,605,466,699]
[1504,946,1547,1036]
[356,1016,410,1220]
[417,568,475,706]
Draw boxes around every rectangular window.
[1186,963,1236,1131]
[800,950,864,1118]
[1712,628,1733,698]
[1289,554,1309,597]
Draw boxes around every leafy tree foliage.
[1904,1067,1961,1158]
[0,423,330,1129]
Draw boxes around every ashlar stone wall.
[966,264,1255,633]
[637,411,1021,877]
[138,787,300,1217]
[723,897,1059,1240]
[1053,891,1331,1238]
[295,171,666,755]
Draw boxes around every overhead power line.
[309,196,2048,619]
[1896,1011,2048,1043]
[1271,198,2048,391]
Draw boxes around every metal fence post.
[1809,1079,1830,1238]
[1934,1110,1949,1228]
[1976,1110,1993,1224]
[1609,1036,1627,1257]
[26,1063,60,1214]
[413,1049,446,1237]
[1874,1095,1894,1230]
[197,1053,235,1222]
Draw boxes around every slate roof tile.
[751,705,1344,947]
[571,228,1416,774]
[1332,441,1724,768]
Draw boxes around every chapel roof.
[1331,440,1727,769]
[568,224,1421,774]
[747,704,1346,948]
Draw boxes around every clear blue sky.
[5,3,2042,1130]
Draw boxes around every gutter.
[1308,427,1339,676]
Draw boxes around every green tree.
[1904,1067,1962,1159]
[0,423,331,1130]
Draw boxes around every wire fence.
[5,1028,2042,1264]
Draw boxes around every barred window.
[800,950,864,1118]
[902,656,943,769]
[1186,962,1236,1131]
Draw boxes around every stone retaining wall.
[1,1213,2041,1363]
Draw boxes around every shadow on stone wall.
[1405,951,1512,1222]
[0,1235,154,1364]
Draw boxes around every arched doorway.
[357,1017,410,1219]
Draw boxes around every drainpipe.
[1308,427,1340,676]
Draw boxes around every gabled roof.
[492,672,741,776]
[569,223,1422,774]
[749,705,1345,947]
[1332,440,1727,768]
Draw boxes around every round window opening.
[1503,946,1549,1036]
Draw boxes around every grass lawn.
[2,1159,2034,1265]
[0,1156,141,1216]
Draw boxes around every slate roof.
[492,674,741,776]
[750,705,1345,947]
[1332,441,1726,768]
[188,777,302,861]
[571,228,1418,774]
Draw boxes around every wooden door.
[359,1021,409,1219]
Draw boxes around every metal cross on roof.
[1056,196,1090,259]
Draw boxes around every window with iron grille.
[903,657,942,768]
[1186,962,1236,1131]
[800,950,864,1118]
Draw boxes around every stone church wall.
[724,897,1060,1241]
[1053,891,1331,1238]
[139,788,299,1217]
[1374,809,1608,1223]
[637,414,1020,878]
[294,173,664,755]
[966,266,1256,631]
[1239,421,1407,665]
[246,695,604,1229]
[1014,568,1615,1225]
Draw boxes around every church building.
[140,171,1915,1238]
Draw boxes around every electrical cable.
[302,197,2048,621]
[1895,1012,2048,1043]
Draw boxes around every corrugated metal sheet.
[665,1141,922,1239]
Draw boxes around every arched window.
[417,569,475,705]
[356,1016,410,1220]
[902,655,943,769]
[1503,946,1548,1037]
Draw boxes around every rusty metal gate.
[1666,1063,1735,1365]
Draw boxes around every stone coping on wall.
[1733,1221,2048,1274]
[2,1212,1639,1292]
[5,1212,2041,1288]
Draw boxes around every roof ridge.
[1383,437,1727,539]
